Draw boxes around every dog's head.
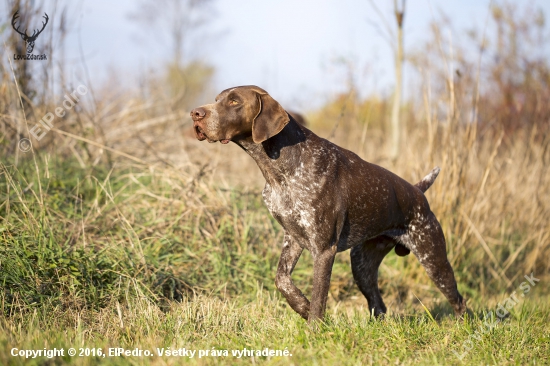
[190,85,289,144]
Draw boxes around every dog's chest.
[262,180,317,233]
[262,183,292,219]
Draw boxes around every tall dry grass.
[1,0,549,320]
[1,3,549,364]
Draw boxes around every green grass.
[1,156,549,365]
[1,292,549,365]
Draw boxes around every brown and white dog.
[191,85,466,322]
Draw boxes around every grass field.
[1,135,549,365]
[2,2,550,364]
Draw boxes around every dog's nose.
[191,107,206,120]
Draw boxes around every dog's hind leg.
[350,236,395,317]
[406,212,467,317]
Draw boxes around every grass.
[1,291,549,365]
[1,152,549,365]
[1,3,549,362]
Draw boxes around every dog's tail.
[394,167,441,258]
[414,166,440,193]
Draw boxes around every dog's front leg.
[308,245,337,323]
[275,234,310,319]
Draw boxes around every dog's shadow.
[378,302,467,323]
[387,302,477,323]
[430,302,459,320]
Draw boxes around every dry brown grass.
[2,44,549,302]
[1,3,550,364]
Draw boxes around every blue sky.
[2,0,550,110]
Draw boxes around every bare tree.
[7,0,33,106]
[390,0,405,160]
[129,0,215,67]
[129,0,216,109]
[367,0,406,160]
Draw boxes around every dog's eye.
[229,100,239,106]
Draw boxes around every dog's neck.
[234,116,307,185]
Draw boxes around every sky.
[2,0,550,111]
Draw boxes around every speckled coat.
[191,85,466,322]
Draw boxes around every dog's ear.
[251,90,289,144]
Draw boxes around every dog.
[190,85,466,322]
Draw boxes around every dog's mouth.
[194,124,230,144]
[194,125,207,141]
